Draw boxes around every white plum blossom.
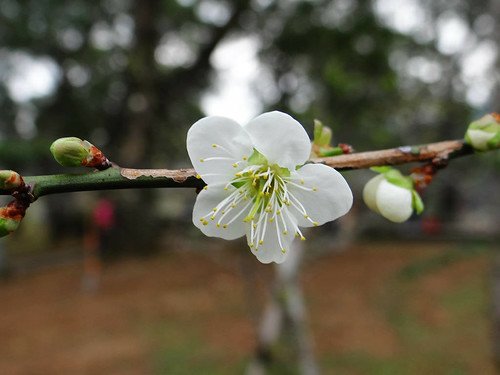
[187,111,353,264]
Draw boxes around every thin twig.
[0,139,476,200]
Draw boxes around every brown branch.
[0,138,479,199]
[313,139,471,170]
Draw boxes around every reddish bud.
[0,170,24,190]
[0,200,27,237]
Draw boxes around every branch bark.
[0,139,478,199]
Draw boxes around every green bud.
[0,170,23,190]
[50,137,93,167]
[464,113,500,151]
[0,200,26,238]
[313,119,332,147]
[0,217,21,237]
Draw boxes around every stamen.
[202,156,234,162]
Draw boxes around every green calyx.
[50,137,92,167]
[0,170,23,190]
[370,166,424,215]
[370,166,413,190]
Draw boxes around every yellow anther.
[281,248,286,254]
[213,208,217,212]
[203,186,208,190]
[269,218,274,223]
[312,187,318,192]
[212,144,217,148]
[304,214,309,219]
[199,158,204,162]
[232,163,238,168]
[300,236,306,241]
[242,156,247,160]
[259,240,264,245]
[283,230,288,235]
[210,216,215,220]
[216,223,221,228]
[253,224,257,229]
[223,224,228,229]
[300,179,305,185]
[276,210,281,216]
[195,174,202,179]
[249,242,254,248]
[313,221,319,226]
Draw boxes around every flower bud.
[0,217,21,237]
[50,137,111,169]
[0,200,26,237]
[363,167,424,223]
[0,170,23,190]
[50,137,92,167]
[464,113,500,151]
[313,119,332,147]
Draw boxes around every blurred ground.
[0,241,496,375]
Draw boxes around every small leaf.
[313,120,323,143]
[412,190,424,214]
[384,169,413,190]
[370,166,392,174]
[318,146,343,157]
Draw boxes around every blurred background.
[0,0,499,373]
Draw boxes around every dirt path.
[0,241,495,374]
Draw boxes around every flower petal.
[244,111,311,169]
[375,180,413,223]
[192,184,249,240]
[246,213,296,264]
[362,174,384,214]
[287,164,353,227]
[187,116,253,184]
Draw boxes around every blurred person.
[82,197,116,292]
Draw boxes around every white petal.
[192,184,249,240]
[362,174,384,214]
[376,180,413,223]
[246,213,296,264]
[244,111,311,169]
[287,164,353,227]
[187,116,253,184]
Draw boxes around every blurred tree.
[0,0,497,250]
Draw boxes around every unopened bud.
[313,119,332,147]
[0,200,26,237]
[50,137,111,170]
[464,113,500,151]
[363,167,424,223]
[0,170,23,190]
